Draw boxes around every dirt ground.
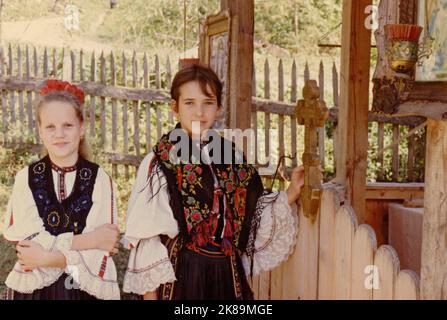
[2,16,115,53]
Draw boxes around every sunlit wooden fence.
[251,186,420,300]
[0,44,426,183]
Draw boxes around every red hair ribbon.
[39,79,85,104]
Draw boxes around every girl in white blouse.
[123,64,304,300]
[2,80,120,300]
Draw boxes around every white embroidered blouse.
[2,165,120,300]
[122,152,299,295]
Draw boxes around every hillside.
[0,0,342,59]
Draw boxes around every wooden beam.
[421,119,447,300]
[365,183,424,200]
[0,78,170,102]
[220,0,254,131]
[336,0,372,224]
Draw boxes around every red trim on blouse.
[98,173,115,278]
[98,255,108,279]
[50,161,77,201]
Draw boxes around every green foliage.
[255,0,343,55]
[1,0,344,57]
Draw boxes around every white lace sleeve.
[123,236,176,295]
[62,168,120,300]
[242,191,299,277]
[64,250,120,300]
[122,152,178,295]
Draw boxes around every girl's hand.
[286,165,305,206]
[16,241,47,271]
[91,224,121,255]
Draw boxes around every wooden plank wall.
[254,187,420,300]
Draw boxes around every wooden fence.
[0,44,426,184]
[251,186,420,300]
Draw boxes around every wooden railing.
[251,57,426,184]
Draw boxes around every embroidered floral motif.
[180,164,203,194]
[47,211,61,227]
[71,195,91,213]
[79,168,92,180]
[34,189,50,205]
[154,131,257,255]
[33,162,46,175]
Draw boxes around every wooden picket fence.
[251,58,426,184]
[251,186,420,300]
[0,43,426,184]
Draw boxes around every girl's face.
[172,81,221,137]
[38,100,85,167]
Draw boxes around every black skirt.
[170,246,253,300]
[6,273,97,300]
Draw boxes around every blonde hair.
[36,90,92,161]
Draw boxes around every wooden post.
[421,119,447,300]
[336,0,372,224]
[220,0,254,131]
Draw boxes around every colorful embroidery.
[159,236,183,300]
[29,156,99,236]
[153,130,256,255]
[98,255,108,279]
[33,162,46,175]
[47,211,61,227]
[79,168,92,181]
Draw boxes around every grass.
[0,237,16,298]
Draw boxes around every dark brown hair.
[170,64,223,107]
[36,90,91,160]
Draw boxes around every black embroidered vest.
[152,125,265,256]
[28,155,99,236]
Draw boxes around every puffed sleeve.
[62,168,120,300]
[3,167,74,293]
[122,152,178,295]
[241,191,299,277]
[2,167,74,251]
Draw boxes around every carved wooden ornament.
[296,80,329,222]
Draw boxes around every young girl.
[123,64,304,300]
[2,80,121,300]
